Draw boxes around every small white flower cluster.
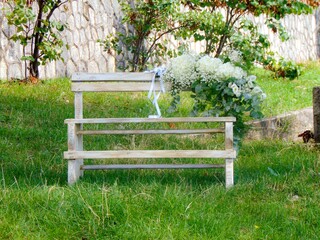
[228,49,243,64]
[162,54,198,91]
[196,56,223,82]
[210,61,246,81]
[163,53,247,89]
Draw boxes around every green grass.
[254,61,320,117]
[1,64,320,239]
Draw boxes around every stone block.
[44,62,56,79]
[107,55,115,72]
[0,60,7,80]
[97,55,107,72]
[65,31,74,47]
[7,42,21,62]
[246,108,314,142]
[81,45,89,61]
[8,63,22,79]
[94,42,103,59]
[95,12,102,26]
[67,15,75,29]
[55,60,67,77]
[71,1,78,14]
[91,28,98,40]
[89,7,95,26]
[75,15,81,30]
[80,29,87,45]
[73,30,80,47]
[85,26,92,40]
[81,15,88,28]
[103,0,112,14]
[77,0,83,13]
[66,60,76,77]
[88,61,99,73]
[88,40,96,59]
[78,60,88,72]
[70,46,80,63]
[0,34,8,50]
[88,0,99,10]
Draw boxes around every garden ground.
[0,63,320,239]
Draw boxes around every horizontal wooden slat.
[65,117,236,124]
[81,164,225,170]
[71,82,167,92]
[72,72,154,81]
[77,129,224,135]
[64,150,237,159]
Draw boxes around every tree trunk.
[29,59,40,78]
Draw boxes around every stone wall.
[0,0,120,79]
[0,1,319,80]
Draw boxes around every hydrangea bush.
[163,53,266,146]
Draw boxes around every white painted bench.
[64,72,236,187]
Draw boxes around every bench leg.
[67,123,83,185]
[68,159,81,185]
[225,158,234,188]
[77,133,84,178]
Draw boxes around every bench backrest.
[71,72,163,92]
[71,72,167,119]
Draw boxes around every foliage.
[226,19,273,70]
[175,0,319,73]
[163,54,266,146]
[266,57,302,80]
[103,0,319,77]
[99,0,183,71]
[4,0,68,79]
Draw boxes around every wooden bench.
[64,72,237,187]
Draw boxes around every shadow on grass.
[78,168,226,188]
[0,93,73,186]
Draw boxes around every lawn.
[0,63,320,239]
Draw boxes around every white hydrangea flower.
[229,82,241,97]
[163,53,265,103]
[163,54,197,89]
[216,62,234,79]
[252,86,263,95]
[232,66,247,79]
[197,56,223,77]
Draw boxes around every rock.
[246,107,314,142]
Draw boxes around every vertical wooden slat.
[74,92,83,178]
[67,123,81,184]
[225,122,234,188]
[74,92,83,118]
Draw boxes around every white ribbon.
[146,66,166,118]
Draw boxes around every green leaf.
[21,56,35,61]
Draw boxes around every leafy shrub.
[266,58,302,80]
[162,53,266,147]
[99,0,181,71]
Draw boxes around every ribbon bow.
[147,66,166,118]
